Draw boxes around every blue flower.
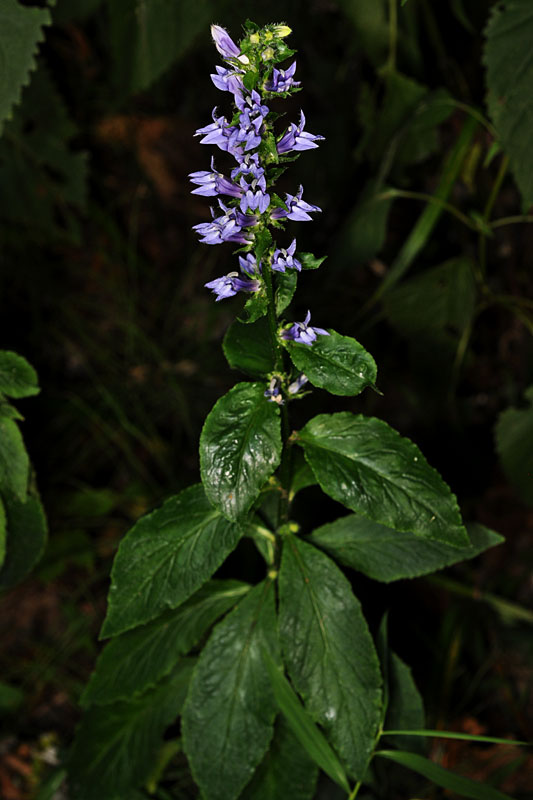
[265,61,300,93]
[288,373,308,394]
[271,186,321,222]
[210,65,244,94]
[211,24,249,64]
[238,252,262,276]
[277,111,324,155]
[205,270,260,301]
[281,310,329,345]
[271,239,301,272]
[239,176,270,213]
[264,376,284,404]
[193,200,257,245]
[189,157,244,198]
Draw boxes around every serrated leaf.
[83,580,250,706]
[309,517,503,582]
[0,492,47,590]
[0,0,51,133]
[0,402,23,421]
[200,383,282,521]
[298,413,468,547]
[68,660,194,800]
[223,317,274,377]
[100,484,244,638]
[495,386,533,506]
[275,269,297,314]
[239,289,268,323]
[286,330,377,397]
[279,536,382,779]
[298,252,327,270]
[485,0,533,205]
[262,649,350,794]
[0,351,39,399]
[376,750,516,800]
[0,418,29,501]
[182,581,279,800]
[241,716,319,800]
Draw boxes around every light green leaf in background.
[83,580,249,706]
[242,716,319,800]
[495,386,533,506]
[309,517,503,582]
[68,660,194,800]
[183,581,279,800]
[279,536,382,779]
[485,0,533,206]
[0,492,47,591]
[286,330,377,397]
[298,413,469,547]
[200,382,282,521]
[0,0,51,133]
[100,485,244,638]
[0,351,39,399]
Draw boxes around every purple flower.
[264,376,284,404]
[238,252,262,276]
[271,186,321,222]
[271,239,301,272]
[265,61,300,93]
[239,176,270,213]
[288,373,308,394]
[210,65,244,94]
[281,310,329,345]
[193,200,257,245]
[235,89,270,119]
[205,271,260,301]
[211,24,249,64]
[195,108,234,151]
[277,111,324,155]
[189,157,243,198]
[231,153,264,181]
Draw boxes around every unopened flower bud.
[249,33,260,44]
[262,47,275,60]
[273,25,292,38]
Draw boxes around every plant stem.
[348,779,363,799]
[478,154,509,277]
[262,263,284,372]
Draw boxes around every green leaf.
[68,660,194,800]
[0,402,23,421]
[255,227,273,261]
[385,655,425,753]
[82,580,250,706]
[200,383,282,521]
[0,351,39,399]
[100,485,244,638]
[286,330,377,397]
[309,517,503,582]
[0,418,29,501]
[182,581,279,800]
[242,716,319,800]
[485,0,533,205]
[0,0,51,133]
[223,317,274,377]
[53,0,105,23]
[275,270,298,314]
[289,451,317,499]
[495,386,533,506]
[0,492,47,590]
[239,289,268,324]
[279,535,382,779]
[376,750,516,800]
[108,0,215,95]
[382,729,529,746]
[383,257,477,346]
[298,413,468,547]
[0,496,5,569]
[334,181,393,267]
[298,252,327,271]
[262,649,350,793]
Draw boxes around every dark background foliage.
[0,0,531,797]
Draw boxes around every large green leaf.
[82,580,250,706]
[484,0,533,205]
[262,649,350,794]
[0,418,29,501]
[0,0,51,133]
[182,581,279,800]
[0,351,39,399]
[242,717,319,800]
[108,0,216,95]
[376,750,516,800]
[100,484,244,638]
[308,517,503,581]
[495,386,533,506]
[223,318,275,377]
[286,330,377,397]
[298,413,468,547]
[200,382,282,521]
[275,270,298,315]
[68,660,194,800]
[279,536,382,779]
[0,492,47,590]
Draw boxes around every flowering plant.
[68,21,506,800]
